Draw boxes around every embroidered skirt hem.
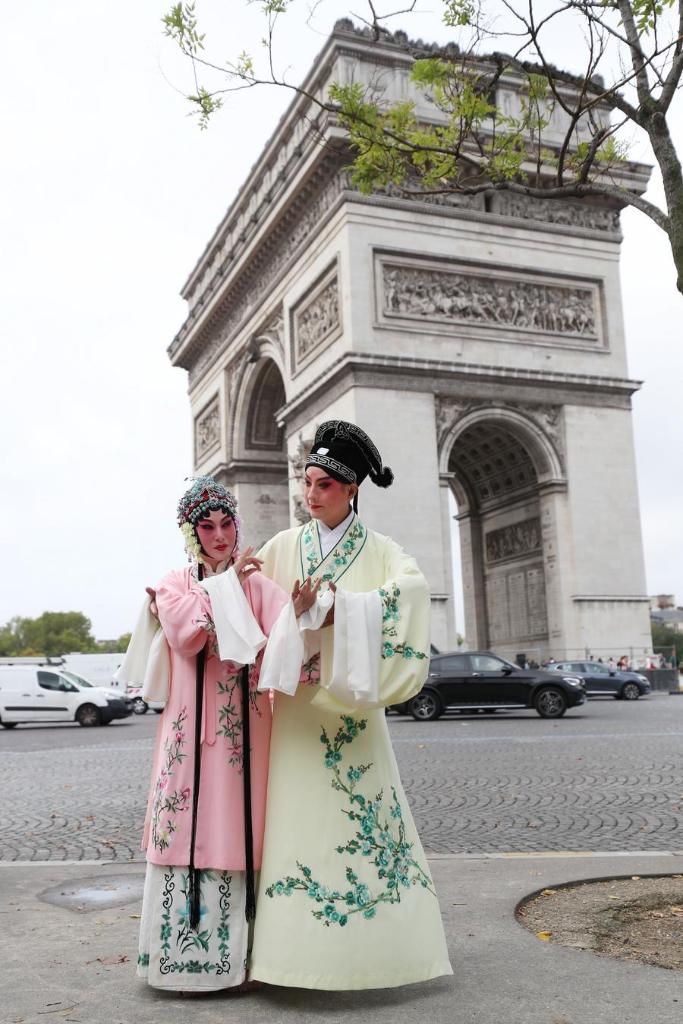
[137,862,248,991]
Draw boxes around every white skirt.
[137,863,250,991]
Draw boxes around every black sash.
[187,564,256,930]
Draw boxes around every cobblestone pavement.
[1,696,682,861]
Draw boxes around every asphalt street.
[1,694,681,861]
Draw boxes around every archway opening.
[232,356,289,549]
[447,418,549,665]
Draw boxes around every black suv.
[393,651,587,720]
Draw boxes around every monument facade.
[168,23,653,662]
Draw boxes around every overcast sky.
[2,2,682,640]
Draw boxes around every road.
[1,695,681,860]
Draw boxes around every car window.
[37,671,63,691]
[62,670,93,688]
[470,654,507,672]
[587,663,609,674]
[568,663,586,672]
[432,655,468,673]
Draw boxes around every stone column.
[538,482,576,659]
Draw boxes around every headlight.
[561,676,583,687]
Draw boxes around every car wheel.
[408,690,443,722]
[0,721,17,729]
[132,698,148,715]
[153,708,163,714]
[76,703,101,727]
[621,682,640,701]
[534,687,567,718]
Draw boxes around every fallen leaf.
[608,895,620,900]
[129,914,141,919]
[536,930,552,941]
[631,876,640,880]
[540,889,556,897]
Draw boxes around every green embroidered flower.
[266,716,435,926]
[378,584,428,662]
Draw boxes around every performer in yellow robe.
[251,421,453,990]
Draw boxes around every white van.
[0,666,132,728]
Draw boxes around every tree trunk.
[649,112,683,296]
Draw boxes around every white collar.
[318,508,354,558]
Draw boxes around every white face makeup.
[195,510,237,567]
[304,467,356,529]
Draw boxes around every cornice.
[278,351,641,429]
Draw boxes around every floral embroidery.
[379,583,428,661]
[300,518,367,584]
[157,868,232,977]
[217,664,262,771]
[151,708,191,852]
[300,653,321,687]
[265,716,435,926]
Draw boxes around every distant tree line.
[0,612,131,657]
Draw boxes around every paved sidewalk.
[2,852,682,1024]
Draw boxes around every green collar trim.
[299,515,368,585]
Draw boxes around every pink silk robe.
[141,565,288,871]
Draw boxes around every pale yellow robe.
[250,515,453,989]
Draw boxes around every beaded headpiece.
[177,476,238,526]
[176,476,240,564]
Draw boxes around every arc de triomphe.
[168,22,653,663]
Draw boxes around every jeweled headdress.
[176,476,240,563]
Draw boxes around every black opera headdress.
[305,421,394,491]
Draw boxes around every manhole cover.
[38,873,145,912]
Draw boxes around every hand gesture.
[145,586,159,620]
[292,577,322,618]
[233,546,263,590]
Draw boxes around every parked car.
[125,685,164,715]
[392,651,587,720]
[0,666,132,728]
[545,660,651,699]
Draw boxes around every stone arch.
[226,354,290,549]
[440,405,566,662]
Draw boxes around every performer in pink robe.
[131,477,317,992]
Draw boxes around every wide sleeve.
[155,570,214,657]
[199,568,291,666]
[320,538,431,711]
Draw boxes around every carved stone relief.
[381,260,600,345]
[194,396,221,464]
[485,517,542,564]
[252,308,285,360]
[288,432,314,524]
[292,270,342,371]
[491,193,620,233]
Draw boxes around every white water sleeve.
[258,590,334,696]
[324,588,382,708]
[115,597,170,701]
[199,566,267,664]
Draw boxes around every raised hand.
[233,546,264,589]
[145,586,159,619]
[292,576,322,618]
